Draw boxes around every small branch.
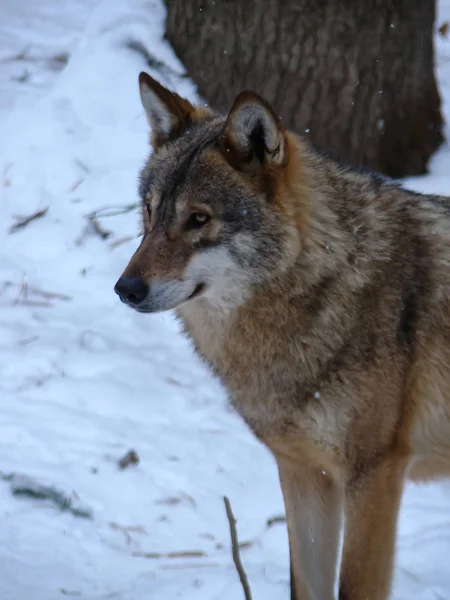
[6,473,93,519]
[266,515,286,528]
[125,40,186,83]
[3,280,71,306]
[118,449,140,469]
[156,492,196,507]
[86,203,137,219]
[11,70,31,83]
[18,336,39,346]
[161,562,220,570]
[75,216,112,246]
[74,158,90,173]
[1,47,69,65]
[3,162,13,187]
[133,550,206,559]
[49,52,69,67]
[223,496,253,600]
[70,177,84,192]
[1,46,32,62]
[88,217,111,240]
[109,522,147,546]
[438,21,449,38]
[27,285,71,301]
[9,207,48,234]
[15,299,53,308]
[109,235,135,249]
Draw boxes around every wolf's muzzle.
[114,276,148,308]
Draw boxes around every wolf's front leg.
[338,456,407,600]
[272,441,345,600]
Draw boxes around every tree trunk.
[164,0,443,179]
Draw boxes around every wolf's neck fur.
[176,137,391,386]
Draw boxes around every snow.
[0,1,450,598]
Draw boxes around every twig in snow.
[12,277,27,306]
[161,562,220,570]
[15,299,53,308]
[156,492,196,507]
[75,217,112,246]
[3,280,71,306]
[87,203,138,219]
[50,52,69,67]
[125,40,186,83]
[26,285,71,302]
[9,207,48,234]
[11,70,31,83]
[89,217,111,240]
[3,162,13,187]
[1,473,93,519]
[109,235,135,249]
[438,21,449,38]
[1,47,69,66]
[0,46,32,62]
[133,550,206,559]
[156,496,182,506]
[266,514,286,528]
[74,158,90,173]
[109,522,147,546]
[18,336,40,346]
[223,496,253,600]
[70,177,84,192]
[118,449,140,469]
[75,204,138,246]
[237,540,254,550]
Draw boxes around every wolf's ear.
[222,91,288,172]
[139,72,195,148]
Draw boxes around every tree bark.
[165,0,443,179]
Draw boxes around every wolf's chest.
[178,304,346,444]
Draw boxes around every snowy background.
[1,1,450,598]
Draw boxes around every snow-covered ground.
[0,1,450,598]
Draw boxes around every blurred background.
[1,1,450,599]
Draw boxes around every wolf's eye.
[185,212,210,231]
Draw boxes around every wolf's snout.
[114,276,148,307]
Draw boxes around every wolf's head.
[115,72,305,313]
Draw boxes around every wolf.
[115,71,450,600]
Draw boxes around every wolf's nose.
[114,276,148,307]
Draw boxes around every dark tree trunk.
[165,0,444,179]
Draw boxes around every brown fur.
[115,73,450,600]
